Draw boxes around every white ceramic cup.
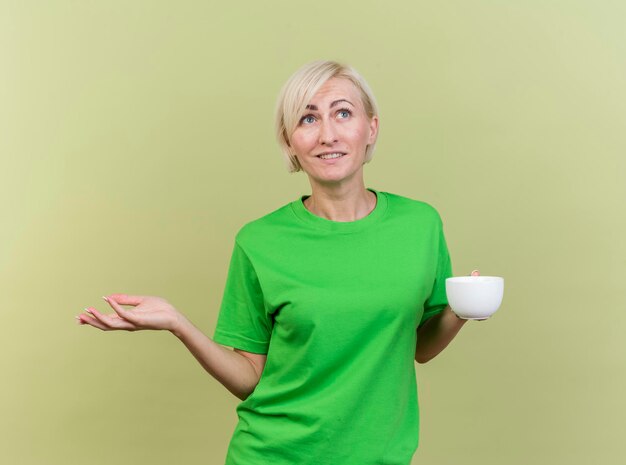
[445,276,504,319]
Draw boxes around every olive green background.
[1,1,624,464]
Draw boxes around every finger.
[104,297,140,325]
[87,307,138,331]
[103,294,144,307]
[470,269,480,276]
[78,310,99,322]
[79,310,139,331]
[77,311,110,331]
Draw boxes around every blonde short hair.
[274,60,379,173]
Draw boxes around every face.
[289,77,379,187]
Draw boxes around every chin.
[314,171,362,185]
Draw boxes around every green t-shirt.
[213,187,453,465]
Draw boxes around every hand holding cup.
[447,270,504,321]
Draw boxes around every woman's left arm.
[415,269,484,364]
[414,306,467,364]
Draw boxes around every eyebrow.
[305,99,354,111]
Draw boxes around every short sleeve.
[212,240,273,354]
[418,214,453,329]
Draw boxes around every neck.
[303,183,376,222]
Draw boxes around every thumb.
[470,269,480,276]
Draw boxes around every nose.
[319,118,338,146]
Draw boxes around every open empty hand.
[76,294,184,333]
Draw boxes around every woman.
[76,60,485,465]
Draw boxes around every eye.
[337,108,352,119]
[300,114,316,125]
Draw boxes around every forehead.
[309,77,361,106]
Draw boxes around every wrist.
[448,307,468,325]
[170,313,191,339]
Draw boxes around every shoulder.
[234,201,294,248]
[381,190,444,225]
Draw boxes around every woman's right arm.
[77,294,265,401]
[171,316,266,400]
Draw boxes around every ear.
[367,115,379,145]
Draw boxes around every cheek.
[291,130,316,152]
[346,124,369,144]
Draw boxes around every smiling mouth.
[317,152,347,160]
